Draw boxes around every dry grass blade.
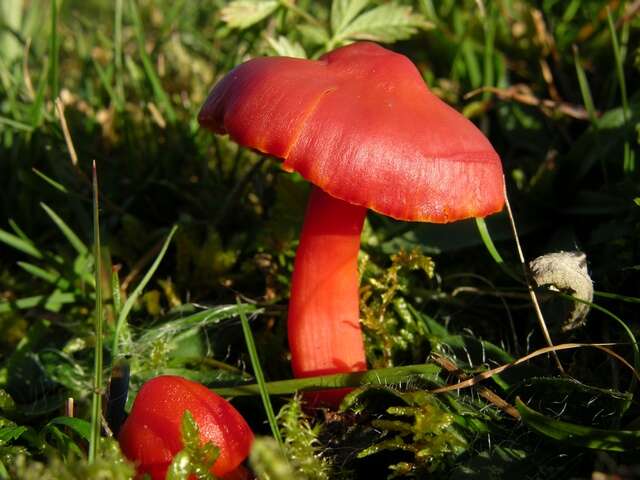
[55,97,79,166]
[465,85,591,120]
[431,353,521,419]
[430,342,640,394]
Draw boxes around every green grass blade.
[0,228,43,259]
[594,291,640,304]
[0,115,34,132]
[212,363,442,397]
[572,46,597,125]
[475,217,503,263]
[17,261,67,287]
[92,58,120,107]
[138,303,259,345]
[32,168,69,193]
[111,267,122,320]
[28,56,49,127]
[474,217,520,282]
[112,225,178,359]
[516,397,640,452]
[8,219,29,240]
[129,0,176,123]
[606,7,633,173]
[40,202,88,256]
[89,161,103,463]
[114,0,124,108]
[49,0,60,99]
[237,299,283,447]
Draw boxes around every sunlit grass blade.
[213,363,442,397]
[112,225,178,359]
[0,227,43,259]
[17,261,67,287]
[0,291,76,313]
[40,202,88,256]
[237,298,283,447]
[474,217,520,282]
[89,161,103,463]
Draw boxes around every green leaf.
[0,425,28,445]
[46,417,91,441]
[516,397,640,451]
[297,24,329,46]
[334,4,431,44]
[265,35,306,58]
[0,391,16,413]
[330,0,369,35]
[220,0,279,30]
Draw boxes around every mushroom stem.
[288,186,367,394]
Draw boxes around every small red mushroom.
[118,375,253,479]
[198,42,504,405]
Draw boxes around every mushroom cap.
[198,42,504,222]
[118,375,253,479]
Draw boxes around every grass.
[0,0,639,478]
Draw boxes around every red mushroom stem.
[288,186,368,400]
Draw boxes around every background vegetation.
[0,0,639,478]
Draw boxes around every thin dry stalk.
[503,183,565,373]
[430,342,639,394]
[465,85,591,120]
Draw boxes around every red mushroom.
[198,42,504,405]
[118,375,253,479]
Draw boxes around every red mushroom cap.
[198,41,504,222]
[118,375,253,479]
